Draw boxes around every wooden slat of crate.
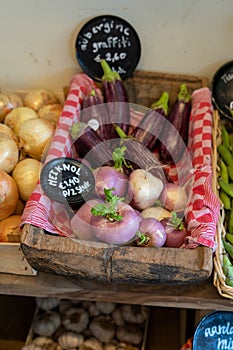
[125,70,208,107]
[20,70,213,285]
[21,224,212,285]
[0,242,37,276]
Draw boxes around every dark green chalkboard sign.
[193,311,233,349]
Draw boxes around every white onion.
[12,158,42,201]
[24,88,60,112]
[4,106,38,135]
[18,118,54,160]
[0,132,19,173]
[0,169,19,220]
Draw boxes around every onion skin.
[159,183,188,213]
[70,198,102,241]
[0,169,19,220]
[23,89,60,112]
[18,118,54,160]
[12,158,41,201]
[136,217,167,247]
[91,201,140,244]
[38,103,63,126]
[0,132,19,173]
[0,92,23,123]
[0,215,22,242]
[4,106,38,135]
[0,123,17,140]
[93,166,129,200]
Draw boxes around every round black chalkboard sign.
[75,15,141,80]
[193,311,233,349]
[40,157,95,206]
[212,60,233,120]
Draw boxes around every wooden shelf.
[0,271,232,310]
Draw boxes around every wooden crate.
[0,242,37,276]
[24,299,150,350]
[20,70,213,286]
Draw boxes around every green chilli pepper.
[229,207,233,235]
[219,180,233,198]
[222,238,233,260]
[222,253,233,287]
[228,166,233,182]
[218,144,233,168]
[219,159,229,183]
[220,190,231,210]
[222,125,231,150]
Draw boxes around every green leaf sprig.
[91,188,124,221]
[167,212,184,230]
[112,145,132,172]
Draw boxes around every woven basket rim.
[213,109,233,299]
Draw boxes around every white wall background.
[1,0,233,90]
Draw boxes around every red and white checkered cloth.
[21,73,220,249]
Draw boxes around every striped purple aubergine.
[158,84,191,165]
[101,60,130,136]
[81,88,112,141]
[130,92,169,151]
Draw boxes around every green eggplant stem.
[100,59,121,81]
[89,88,96,96]
[114,124,128,139]
[70,122,86,140]
[150,92,170,115]
[178,84,191,103]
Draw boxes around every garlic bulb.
[116,324,143,345]
[21,344,43,350]
[79,338,103,350]
[32,311,61,337]
[62,307,89,333]
[95,302,116,315]
[35,297,60,311]
[120,304,148,324]
[32,336,56,346]
[89,315,115,343]
[58,331,84,349]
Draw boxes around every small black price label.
[40,158,95,205]
[75,15,141,80]
[193,311,233,349]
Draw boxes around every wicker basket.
[212,109,233,299]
